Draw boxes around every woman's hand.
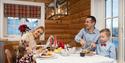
[26,47,32,53]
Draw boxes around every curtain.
[4,3,41,18]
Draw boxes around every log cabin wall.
[45,0,90,46]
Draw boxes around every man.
[75,16,100,50]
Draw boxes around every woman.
[16,26,44,63]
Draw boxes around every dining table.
[35,53,117,63]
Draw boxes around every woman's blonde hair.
[35,26,44,32]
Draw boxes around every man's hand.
[91,42,96,48]
[80,39,86,46]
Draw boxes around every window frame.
[0,0,45,40]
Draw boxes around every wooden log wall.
[45,0,90,46]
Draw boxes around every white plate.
[39,52,55,58]
[36,54,57,60]
[40,55,53,58]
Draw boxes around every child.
[96,28,116,59]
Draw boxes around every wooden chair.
[5,49,13,63]
[4,44,18,63]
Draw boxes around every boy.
[96,28,116,59]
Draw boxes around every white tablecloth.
[35,54,117,63]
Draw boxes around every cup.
[60,49,70,56]
[80,52,85,57]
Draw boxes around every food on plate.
[47,51,53,56]
[54,47,62,53]
[81,49,95,56]
[36,47,45,54]
[47,47,54,51]
[40,50,54,57]
[81,49,90,54]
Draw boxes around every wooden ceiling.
[35,0,53,3]
[18,0,53,4]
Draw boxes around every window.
[91,0,124,62]
[105,0,119,48]
[7,17,38,35]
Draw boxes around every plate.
[85,52,96,56]
[39,52,55,58]
[40,55,54,58]
[37,54,57,60]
